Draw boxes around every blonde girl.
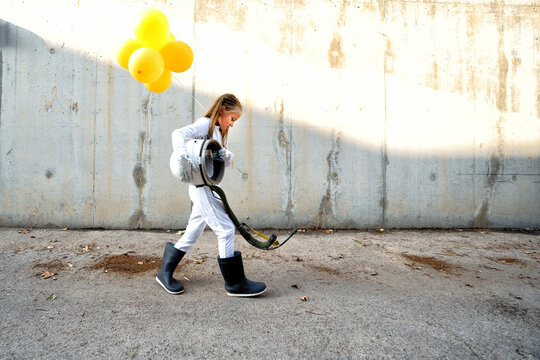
[156,93,266,297]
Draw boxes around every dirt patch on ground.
[33,259,67,273]
[304,263,341,275]
[487,257,527,266]
[90,254,162,274]
[402,253,456,273]
[482,243,530,250]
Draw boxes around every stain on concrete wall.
[274,99,294,224]
[328,0,347,69]
[195,0,247,32]
[317,129,342,229]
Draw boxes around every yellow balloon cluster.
[115,9,193,93]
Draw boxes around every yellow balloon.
[167,33,176,42]
[160,41,194,73]
[115,39,142,69]
[128,47,164,83]
[134,9,169,50]
[145,69,172,93]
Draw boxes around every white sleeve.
[171,118,211,154]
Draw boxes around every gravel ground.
[0,227,538,359]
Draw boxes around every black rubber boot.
[217,251,267,297]
[156,242,185,294]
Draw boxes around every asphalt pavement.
[0,227,538,359]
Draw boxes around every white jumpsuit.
[172,117,236,258]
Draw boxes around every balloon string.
[192,94,205,110]
[171,73,205,110]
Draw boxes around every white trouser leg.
[174,186,236,258]
[195,186,236,258]
[174,204,206,252]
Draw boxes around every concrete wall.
[1,0,539,229]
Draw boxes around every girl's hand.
[217,148,232,161]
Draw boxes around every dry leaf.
[321,229,333,234]
[41,271,56,279]
[83,244,94,252]
[300,296,309,302]
[193,258,204,264]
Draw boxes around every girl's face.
[218,108,241,131]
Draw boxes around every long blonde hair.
[204,93,242,147]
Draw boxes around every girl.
[156,93,266,297]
